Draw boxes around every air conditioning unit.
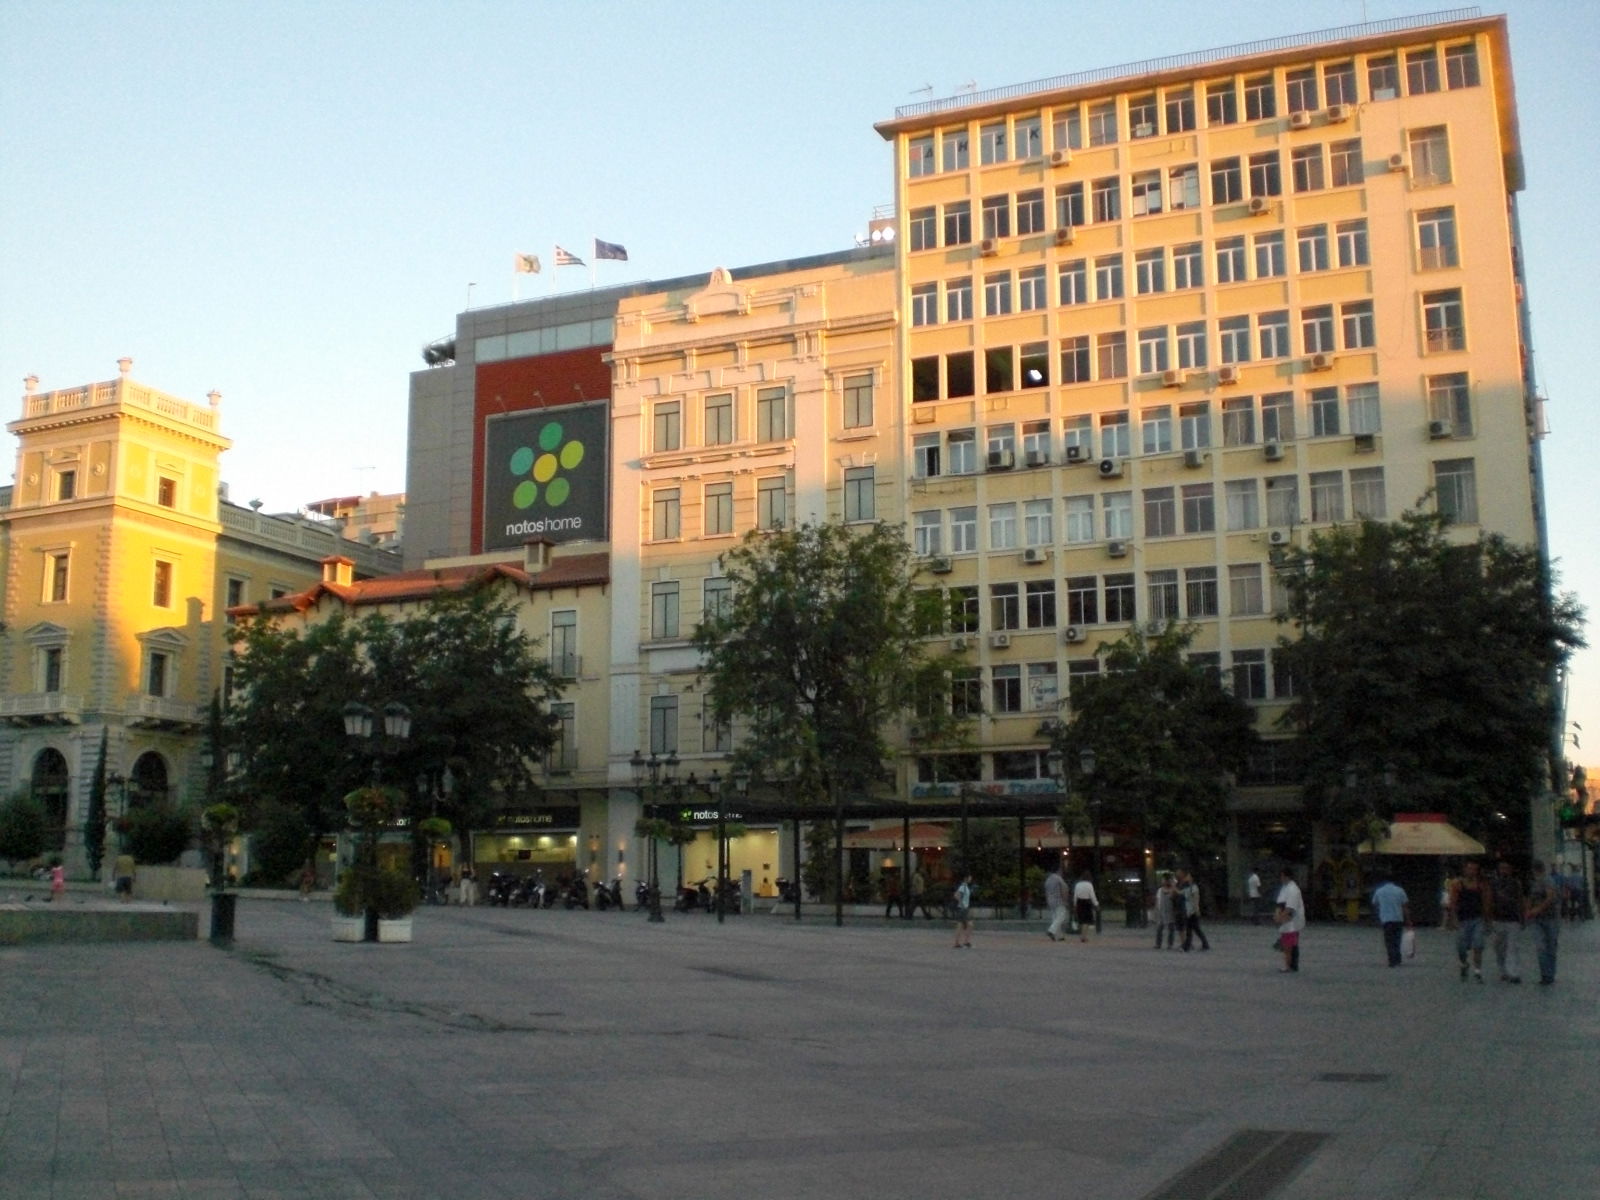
[1327,103,1353,123]
[1049,148,1072,167]
[1248,195,1270,215]
[1268,528,1292,547]
[1288,110,1314,130]
[1309,352,1334,372]
[1263,441,1285,461]
[928,556,953,574]
[1133,122,1155,138]
[1097,457,1124,479]
[1428,418,1454,439]
[1217,365,1240,386]
[989,633,1012,649]
[1065,444,1091,464]
[1054,225,1075,246]
[987,449,1015,471]
[1160,368,1183,388]
[1183,449,1205,469]
[980,237,999,256]
[1353,432,1377,453]
[1387,152,1408,173]
[1106,539,1129,558]
[1064,626,1085,644]
[950,636,969,651]
[1024,449,1050,468]
[1022,547,1049,565]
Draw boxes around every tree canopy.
[1273,509,1585,839]
[693,521,957,805]
[1054,623,1258,863]
[228,587,566,845]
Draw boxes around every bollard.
[209,891,237,945]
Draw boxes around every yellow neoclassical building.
[0,361,401,874]
[873,11,1546,879]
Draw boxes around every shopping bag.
[1400,927,1416,960]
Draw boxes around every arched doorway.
[31,748,69,851]
[129,752,170,809]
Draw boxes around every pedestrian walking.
[1489,859,1524,984]
[1370,873,1411,967]
[882,875,902,919]
[1525,860,1560,986]
[1044,865,1069,941]
[48,860,65,903]
[1178,869,1209,951]
[1447,859,1491,983]
[458,865,478,907]
[1072,874,1099,942]
[1246,868,1263,924]
[1154,874,1178,949]
[114,853,136,902]
[910,868,933,919]
[1275,867,1304,973]
[951,874,974,948]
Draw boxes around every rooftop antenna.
[911,83,933,99]
[956,80,977,95]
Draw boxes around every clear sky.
[3,0,1596,766]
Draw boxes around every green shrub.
[120,805,192,865]
[249,804,313,886]
[334,866,418,918]
[0,793,48,867]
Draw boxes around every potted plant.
[332,865,419,942]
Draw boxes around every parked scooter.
[594,878,615,911]
[511,873,544,908]
[486,871,516,907]
[635,879,651,910]
[563,877,590,909]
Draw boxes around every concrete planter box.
[331,915,366,942]
[377,916,413,943]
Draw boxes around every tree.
[83,730,109,879]
[1274,510,1585,840]
[119,805,191,865]
[0,791,48,868]
[694,522,957,806]
[1055,623,1258,865]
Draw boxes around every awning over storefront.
[1357,812,1485,856]
[841,822,952,850]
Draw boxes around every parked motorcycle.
[563,877,590,909]
[635,879,652,910]
[486,871,516,907]
[594,878,615,911]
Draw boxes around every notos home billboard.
[482,402,608,550]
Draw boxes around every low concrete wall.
[0,907,199,945]
[132,866,209,903]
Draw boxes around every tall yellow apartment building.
[874,11,1543,874]
[0,361,401,873]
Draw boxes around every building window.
[56,470,76,501]
[1103,492,1133,540]
[910,283,938,327]
[1058,259,1088,306]
[1291,145,1324,193]
[913,510,943,556]
[1186,567,1219,618]
[1055,183,1085,230]
[912,357,938,403]
[1181,483,1215,533]
[1064,496,1095,545]
[649,695,678,755]
[1347,382,1381,435]
[1025,580,1056,629]
[1172,243,1203,290]
[224,577,245,610]
[986,351,1015,396]
[843,373,873,428]
[1225,479,1260,531]
[1016,189,1045,235]
[1232,650,1268,700]
[948,429,977,474]
[1023,497,1052,545]
[1309,470,1345,522]
[41,645,65,693]
[1222,396,1256,446]
[1297,225,1329,273]
[1285,66,1319,113]
[1015,115,1042,159]
[1179,402,1211,450]
[1027,663,1059,712]
[1134,249,1165,295]
[1248,151,1281,198]
[942,129,969,171]
[1254,231,1286,278]
[756,386,786,442]
[950,669,982,718]
[1309,387,1341,437]
[704,393,734,445]
[1426,372,1473,435]
[1147,569,1180,623]
[545,702,577,770]
[908,135,934,177]
[1176,322,1207,370]
[913,434,941,479]
[843,467,874,523]
[651,488,680,540]
[1103,573,1136,623]
[1141,405,1173,455]
[981,194,1011,241]
[1408,126,1452,185]
[1018,266,1047,312]
[1405,47,1440,95]
[943,201,972,246]
[1330,139,1363,187]
[1336,219,1369,266]
[1341,301,1375,350]
[1230,564,1265,615]
[1067,576,1098,625]
[1302,305,1336,354]
[1417,207,1459,269]
[908,206,936,251]
[1131,170,1163,216]
[703,576,733,626]
[1091,177,1120,223]
[147,651,170,697]
[1445,42,1480,89]
[990,583,1020,631]
[1163,86,1195,131]
[654,400,681,451]
[651,582,680,639]
[1350,466,1387,519]
[704,482,733,536]
[1129,93,1158,137]
[984,272,1013,316]
[1060,336,1091,384]
[1325,60,1358,105]
[1094,255,1123,300]
[1144,487,1176,538]
[1096,332,1127,380]
[1368,54,1400,100]
[1087,100,1117,145]
[756,477,787,530]
[551,611,579,677]
[1206,80,1238,126]
[1243,73,1276,120]
[979,121,1007,164]
[988,502,1018,551]
[153,560,174,608]
[157,477,177,508]
[1433,458,1478,524]
[946,276,973,322]
[1062,416,1091,458]
[1210,156,1243,205]
[1052,106,1082,150]
[1172,161,1201,207]
[1099,412,1131,459]
[1137,328,1169,376]
[1258,310,1291,359]
[1219,316,1251,364]
[949,586,980,633]
[47,551,69,603]
[942,505,970,559]
[1265,475,1299,527]
[1216,237,1246,284]
[1422,289,1466,352]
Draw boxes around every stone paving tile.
[0,902,1594,1199]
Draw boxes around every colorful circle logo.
[509,420,586,509]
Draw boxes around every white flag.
[514,253,542,274]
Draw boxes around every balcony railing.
[0,693,83,723]
[126,695,205,727]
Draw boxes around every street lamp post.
[342,700,412,943]
[630,749,678,923]
[1082,748,1100,932]
[717,768,750,924]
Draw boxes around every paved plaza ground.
[1,896,1594,1199]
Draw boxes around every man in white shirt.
[1246,869,1263,924]
[1275,866,1305,973]
[1072,875,1099,942]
